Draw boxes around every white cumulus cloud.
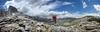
[94,5,100,11]
[62,2,72,5]
[4,0,74,18]
[4,0,100,18]
[83,1,87,8]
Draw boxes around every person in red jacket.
[52,15,57,23]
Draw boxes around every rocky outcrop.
[0,6,19,17]
[0,15,81,32]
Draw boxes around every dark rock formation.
[0,6,19,17]
[8,6,18,13]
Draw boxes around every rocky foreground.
[0,14,100,32]
[0,6,100,32]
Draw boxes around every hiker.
[52,15,57,23]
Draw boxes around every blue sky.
[0,0,6,5]
[52,0,100,13]
[0,0,6,9]
[0,0,99,12]
[1,0,100,18]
